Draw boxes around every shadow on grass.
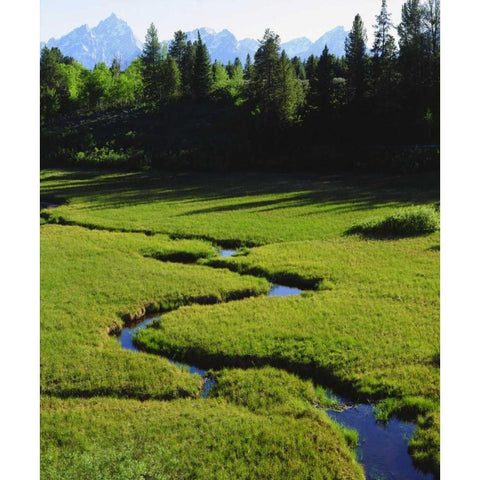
[344,226,438,240]
[40,169,440,216]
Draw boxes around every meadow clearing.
[40,169,439,479]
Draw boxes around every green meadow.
[41,169,439,478]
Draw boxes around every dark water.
[327,402,434,480]
[218,250,303,298]
[119,317,156,352]
[120,316,215,397]
[169,360,216,398]
[119,278,303,396]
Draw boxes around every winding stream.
[119,249,433,480]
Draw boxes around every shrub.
[73,146,147,169]
[347,206,439,238]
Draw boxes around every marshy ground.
[40,169,439,479]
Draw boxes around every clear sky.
[41,0,405,44]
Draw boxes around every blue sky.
[41,0,404,44]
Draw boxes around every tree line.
[41,0,439,171]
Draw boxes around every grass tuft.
[347,206,439,238]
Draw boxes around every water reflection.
[268,284,302,297]
[219,249,237,257]
[327,402,434,480]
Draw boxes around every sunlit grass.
[41,396,365,480]
[40,168,440,477]
[41,225,270,399]
[41,169,439,245]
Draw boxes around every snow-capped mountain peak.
[42,15,349,69]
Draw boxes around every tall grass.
[347,206,439,238]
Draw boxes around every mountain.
[44,13,142,69]
[304,26,348,59]
[238,38,260,61]
[281,37,313,58]
[41,15,349,69]
[163,26,346,64]
[163,27,258,64]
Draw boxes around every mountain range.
[42,14,143,69]
[41,13,349,69]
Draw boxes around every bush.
[74,146,148,169]
[348,206,439,238]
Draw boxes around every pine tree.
[234,57,242,70]
[250,29,281,123]
[422,0,440,102]
[305,55,318,81]
[169,30,188,65]
[310,46,335,112]
[180,41,195,98]
[372,0,396,61]
[226,61,234,79]
[160,56,181,101]
[345,14,368,101]
[192,31,212,102]
[243,54,254,80]
[110,57,122,80]
[398,0,439,140]
[398,0,428,100]
[276,51,304,124]
[291,56,306,80]
[141,23,162,104]
[368,1,402,142]
[250,31,303,125]
[423,0,440,57]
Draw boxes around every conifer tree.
[371,1,398,88]
[110,57,122,80]
[291,56,306,80]
[398,0,439,139]
[180,40,195,98]
[250,29,281,122]
[226,61,235,79]
[250,31,303,125]
[310,46,335,112]
[276,50,304,124]
[398,0,427,98]
[372,0,396,61]
[243,54,254,80]
[423,0,440,57]
[169,30,188,65]
[141,23,162,104]
[305,55,318,81]
[160,56,181,101]
[371,0,399,127]
[345,14,368,100]
[192,31,212,102]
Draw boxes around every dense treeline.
[41,0,439,172]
